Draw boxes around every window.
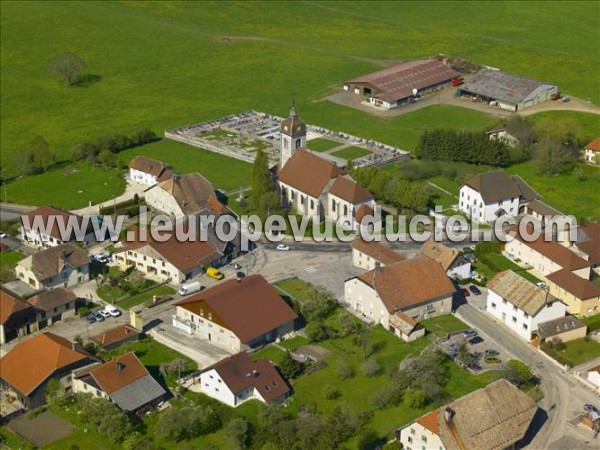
[491,302,496,309]
[422,435,427,443]
[408,436,413,443]
[310,199,314,209]
[410,428,415,435]
[512,305,517,312]
[332,201,336,212]
[300,196,305,205]
[512,316,517,323]
[523,324,528,330]
[295,138,302,149]
[502,299,507,305]
[524,312,529,318]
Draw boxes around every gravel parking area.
[440,329,508,372]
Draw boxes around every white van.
[178,281,203,296]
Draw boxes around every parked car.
[227,262,241,270]
[583,404,600,415]
[276,244,290,251]
[462,246,473,253]
[463,329,478,339]
[465,253,476,262]
[93,311,106,322]
[536,282,546,289]
[469,285,482,295]
[469,336,484,345]
[84,313,96,324]
[236,271,246,279]
[105,305,121,317]
[0,232,6,239]
[485,349,499,357]
[461,288,470,298]
[206,267,224,280]
[99,310,111,319]
[448,344,458,357]
[178,281,203,296]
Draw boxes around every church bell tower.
[280,104,306,168]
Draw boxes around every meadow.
[2,1,598,187]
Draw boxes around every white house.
[21,206,96,248]
[277,107,381,231]
[128,156,173,186]
[587,366,600,391]
[197,352,290,407]
[420,239,471,279]
[459,170,539,224]
[344,257,455,341]
[584,138,600,164]
[486,270,566,341]
[173,275,298,352]
[486,124,519,147]
[15,244,90,290]
[397,379,537,450]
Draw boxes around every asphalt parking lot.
[440,327,508,372]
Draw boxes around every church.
[276,106,380,232]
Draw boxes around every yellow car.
[206,267,224,280]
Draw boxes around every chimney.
[116,362,125,371]
[444,407,455,424]
[252,369,258,378]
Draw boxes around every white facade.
[486,290,566,341]
[129,168,160,186]
[144,185,185,218]
[15,260,89,290]
[584,149,597,164]
[587,370,600,389]
[399,420,444,450]
[114,247,197,284]
[173,306,243,352]
[21,226,95,249]
[459,184,519,224]
[199,368,261,407]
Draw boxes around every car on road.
[0,232,6,239]
[536,282,546,289]
[462,329,478,339]
[276,244,290,251]
[462,246,473,253]
[93,311,106,322]
[485,349,499,357]
[583,404,600,416]
[461,288,470,298]
[105,305,121,317]
[469,285,482,295]
[469,336,484,345]
[227,262,241,270]
[84,313,96,324]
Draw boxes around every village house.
[91,324,141,351]
[344,257,455,341]
[459,170,539,223]
[0,332,94,409]
[0,290,36,344]
[486,270,566,341]
[72,352,166,415]
[525,199,564,226]
[277,107,380,231]
[583,137,600,164]
[486,124,519,146]
[351,238,405,270]
[21,206,96,248]
[113,226,225,284]
[128,155,173,186]
[420,239,471,279]
[173,275,298,352]
[397,379,537,450]
[26,287,78,327]
[197,352,290,407]
[586,366,600,391]
[533,315,587,345]
[15,243,90,290]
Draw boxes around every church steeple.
[280,102,307,168]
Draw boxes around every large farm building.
[459,69,558,111]
[343,59,459,110]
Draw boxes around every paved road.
[455,301,599,449]
[0,202,34,223]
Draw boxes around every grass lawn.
[474,252,542,285]
[307,137,342,152]
[582,314,600,332]
[422,314,469,337]
[0,427,35,450]
[275,277,313,302]
[117,285,176,309]
[117,139,253,192]
[331,146,372,160]
[1,249,25,267]
[5,163,125,210]
[542,338,600,367]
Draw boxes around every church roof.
[278,149,343,198]
[280,105,306,135]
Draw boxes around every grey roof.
[527,199,563,217]
[463,170,539,203]
[487,270,556,316]
[109,375,166,413]
[536,315,586,340]
[461,69,556,105]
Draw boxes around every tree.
[225,418,249,449]
[305,321,329,342]
[404,387,427,408]
[279,351,301,379]
[534,138,578,174]
[337,359,355,380]
[50,52,85,87]
[302,285,337,321]
[505,116,536,151]
[455,342,476,368]
[97,149,116,167]
[122,432,154,450]
[251,148,278,220]
[45,378,63,403]
[362,359,380,377]
[72,141,98,162]
[77,394,131,443]
[294,413,327,449]
[503,359,535,388]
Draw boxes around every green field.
[307,137,342,152]
[421,315,469,337]
[331,146,372,160]
[542,338,600,367]
[2,1,598,188]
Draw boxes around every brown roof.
[547,269,600,300]
[353,204,375,223]
[89,352,149,395]
[420,240,460,271]
[22,206,89,241]
[488,270,555,316]
[27,243,90,281]
[513,227,591,271]
[328,176,373,204]
[417,409,439,434]
[585,137,600,152]
[0,332,89,395]
[278,149,344,199]
[576,223,600,265]
[590,365,600,373]
[463,171,539,203]
[526,199,562,217]
[437,379,537,450]
[176,275,298,343]
[26,287,77,312]
[121,226,223,272]
[357,257,455,312]
[202,352,290,403]
[157,172,219,216]
[351,238,405,265]
[0,290,31,325]
[346,59,459,102]
[535,315,587,340]
[91,325,141,348]
[128,156,171,178]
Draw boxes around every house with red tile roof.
[584,137,600,164]
[173,275,298,352]
[0,332,95,409]
[197,352,290,407]
[0,290,36,344]
[277,107,380,232]
[344,257,455,341]
[21,206,97,248]
[351,238,405,270]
